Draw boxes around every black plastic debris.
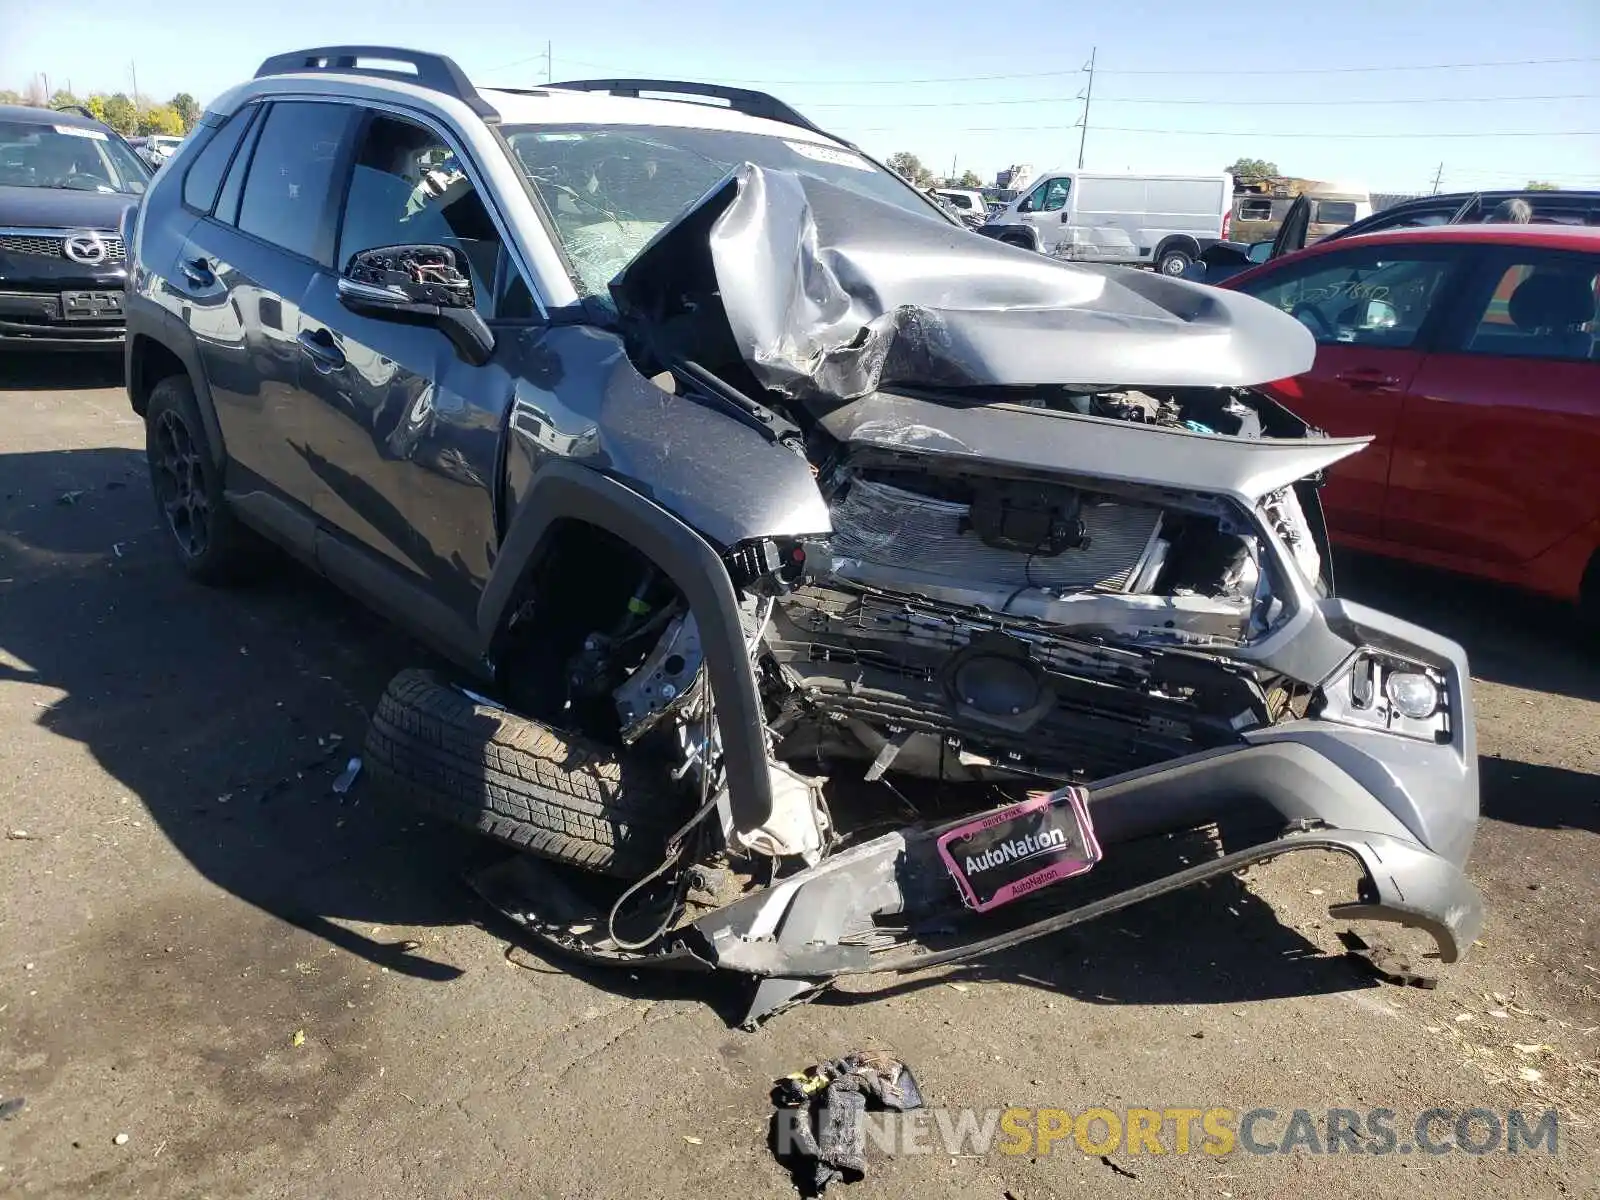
[770,1050,922,1195]
[0,1096,25,1120]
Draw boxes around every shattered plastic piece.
[113,1132,129,1146]
[291,1029,306,1047]
[7,829,34,840]
[332,757,363,795]
[56,490,85,506]
[683,1135,703,1145]
[0,1096,24,1120]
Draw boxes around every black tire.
[144,374,258,584]
[1157,246,1195,276]
[1000,233,1035,251]
[365,669,687,878]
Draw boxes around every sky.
[3,0,1597,194]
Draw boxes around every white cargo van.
[982,170,1233,274]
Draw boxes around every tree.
[1525,180,1560,191]
[886,151,933,188]
[170,92,200,131]
[101,92,138,135]
[49,89,79,111]
[85,94,109,123]
[138,104,184,136]
[1225,157,1279,183]
[957,169,984,189]
[0,89,23,106]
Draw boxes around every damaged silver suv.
[123,47,1482,1025]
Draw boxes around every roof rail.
[548,79,839,142]
[52,103,97,120]
[254,46,499,122]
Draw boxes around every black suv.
[122,47,1481,1025]
[0,104,149,349]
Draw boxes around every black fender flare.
[125,301,228,472]
[476,459,774,833]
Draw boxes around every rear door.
[1383,245,1600,566]
[1229,241,1465,539]
[177,100,358,504]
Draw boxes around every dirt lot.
[1,354,1597,1199]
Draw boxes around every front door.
[1019,176,1071,253]
[1230,242,1463,539]
[1385,245,1600,566]
[293,110,535,619]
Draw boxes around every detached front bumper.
[688,733,1482,1024]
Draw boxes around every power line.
[803,92,1600,110]
[539,54,1600,88]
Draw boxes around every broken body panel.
[488,162,1483,1020]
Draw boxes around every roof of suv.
[477,86,844,145]
[0,103,109,131]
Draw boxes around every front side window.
[1027,177,1070,213]
[1462,255,1599,362]
[501,124,942,297]
[337,114,529,318]
[236,102,354,261]
[1236,247,1455,348]
[0,118,147,194]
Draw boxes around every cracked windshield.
[503,124,934,294]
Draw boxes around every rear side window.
[236,101,354,262]
[182,107,253,213]
[1461,254,1599,362]
[1313,200,1358,225]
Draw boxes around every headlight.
[1316,651,1450,742]
[1385,671,1440,720]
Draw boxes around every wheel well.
[1154,235,1201,261]
[128,335,188,417]
[490,518,687,732]
[999,230,1035,250]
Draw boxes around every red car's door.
[1384,245,1600,567]
[1228,242,1464,540]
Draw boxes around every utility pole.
[1430,162,1444,194]
[130,60,140,109]
[545,40,553,83]
[42,73,51,101]
[1077,47,1096,170]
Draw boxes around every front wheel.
[1157,247,1194,276]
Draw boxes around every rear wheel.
[365,669,688,878]
[1157,246,1195,276]
[144,375,259,584]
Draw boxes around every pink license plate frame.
[935,787,1102,913]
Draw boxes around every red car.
[1222,224,1600,612]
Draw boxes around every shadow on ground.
[0,351,124,392]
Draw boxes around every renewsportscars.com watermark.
[775,1106,1561,1158]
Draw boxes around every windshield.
[0,120,148,194]
[501,123,941,295]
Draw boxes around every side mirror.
[337,244,495,366]
[1017,198,1034,214]
[1246,240,1273,264]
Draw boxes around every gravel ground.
[1,355,1596,1199]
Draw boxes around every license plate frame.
[936,786,1102,913]
[62,290,123,321]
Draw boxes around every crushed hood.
[612,164,1316,402]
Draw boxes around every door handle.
[1333,369,1401,390]
[297,328,346,372]
[180,256,214,287]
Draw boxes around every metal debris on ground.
[1337,929,1439,989]
[0,1096,24,1120]
[771,1050,923,1195]
[331,757,363,795]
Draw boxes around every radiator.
[828,477,1162,594]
